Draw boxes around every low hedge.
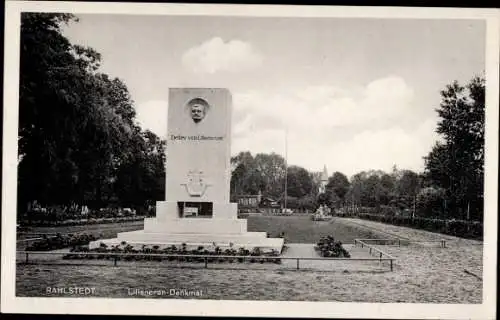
[355,213,483,240]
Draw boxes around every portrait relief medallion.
[186,98,210,124]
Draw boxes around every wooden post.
[204,256,208,268]
[25,252,29,264]
[114,255,118,266]
[379,252,382,261]
[369,247,372,254]
[398,239,401,247]
[390,259,393,271]
[296,258,299,270]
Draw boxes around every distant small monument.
[90,88,283,252]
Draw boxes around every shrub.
[315,235,350,258]
[26,233,100,251]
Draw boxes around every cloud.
[182,37,263,74]
[134,76,439,177]
[231,76,437,176]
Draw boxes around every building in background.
[318,165,328,194]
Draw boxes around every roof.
[321,165,329,181]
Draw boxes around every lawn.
[247,215,382,243]
[18,215,382,245]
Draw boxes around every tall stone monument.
[91,88,284,252]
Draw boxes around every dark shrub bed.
[62,243,282,264]
[19,215,145,227]
[315,236,350,258]
[356,213,483,240]
[25,233,99,251]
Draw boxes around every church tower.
[319,165,328,194]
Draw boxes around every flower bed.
[315,236,351,258]
[25,233,99,251]
[62,242,282,264]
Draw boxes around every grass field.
[247,215,382,243]
[15,215,483,302]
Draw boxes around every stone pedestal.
[90,88,284,252]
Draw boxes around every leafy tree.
[416,186,446,218]
[286,165,313,198]
[254,153,286,199]
[394,170,421,210]
[379,173,395,205]
[18,13,166,214]
[424,76,485,220]
[230,152,265,195]
[325,172,350,206]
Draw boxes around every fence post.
[398,239,401,247]
[390,259,393,271]
[113,255,118,267]
[204,256,208,268]
[369,247,372,254]
[296,258,299,270]
[379,252,382,261]
[25,252,29,264]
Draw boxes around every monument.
[90,88,284,252]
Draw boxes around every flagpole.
[284,127,288,212]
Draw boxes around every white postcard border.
[2,2,498,319]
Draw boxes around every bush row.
[315,236,351,258]
[26,233,99,251]
[63,243,282,264]
[19,216,145,227]
[355,213,483,239]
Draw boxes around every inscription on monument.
[170,134,224,141]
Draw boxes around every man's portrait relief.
[187,98,210,123]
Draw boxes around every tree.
[416,186,446,218]
[18,13,167,213]
[325,172,350,207]
[424,76,485,220]
[18,13,101,207]
[253,153,286,199]
[230,152,265,196]
[286,165,314,198]
[394,170,421,210]
[379,173,395,205]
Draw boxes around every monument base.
[89,217,284,253]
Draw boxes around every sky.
[61,15,485,177]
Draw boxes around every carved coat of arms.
[181,170,211,197]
